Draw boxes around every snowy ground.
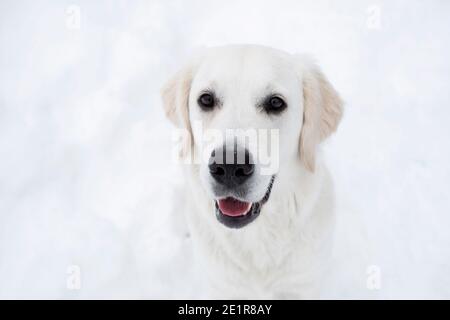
[0,0,449,299]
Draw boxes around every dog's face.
[162,45,342,229]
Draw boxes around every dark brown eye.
[198,93,215,110]
[263,95,286,114]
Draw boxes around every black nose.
[209,147,254,187]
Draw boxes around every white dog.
[162,45,343,299]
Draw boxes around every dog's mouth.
[214,176,275,229]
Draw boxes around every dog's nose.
[209,147,254,187]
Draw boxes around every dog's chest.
[194,223,321,298]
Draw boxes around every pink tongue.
[218,198,252,217]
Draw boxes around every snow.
[0,0,449,299]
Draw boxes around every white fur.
[162,45,343,299]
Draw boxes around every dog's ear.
[161,65,194,128]
[161,64,195,158]
[296,55,343,171]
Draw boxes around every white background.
[0,0,449,299]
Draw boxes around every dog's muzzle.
[208,146,275,228]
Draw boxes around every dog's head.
[162,45,342,229]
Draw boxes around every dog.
[161,45,343,299]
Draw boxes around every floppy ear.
[161,65,195,158]
[161,65,194,128]
[297,56,343,171]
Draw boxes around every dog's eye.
[198,93,216,111]
[263,96,287,114]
